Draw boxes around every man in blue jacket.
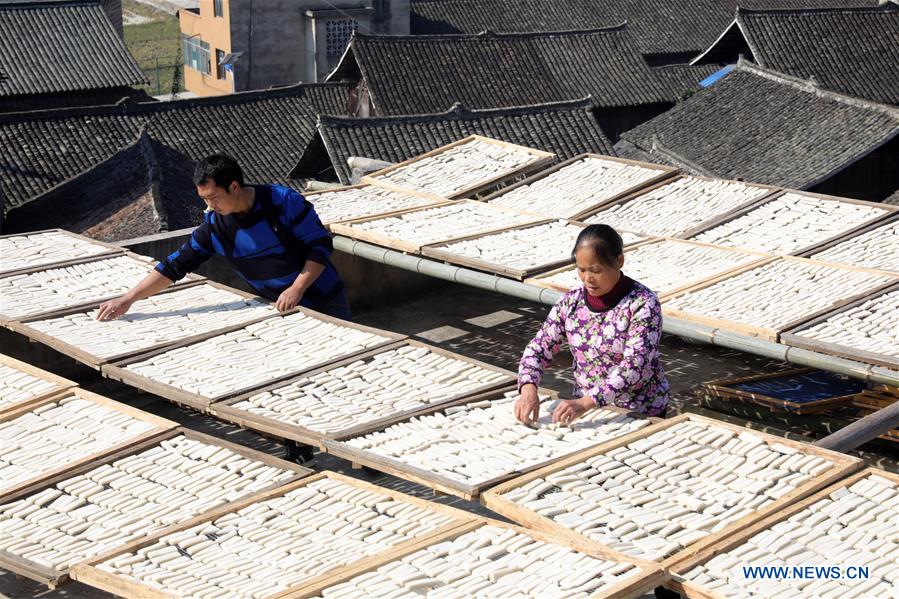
[97,154,349,321]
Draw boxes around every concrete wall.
[180,3,233,96]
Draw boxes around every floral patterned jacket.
[518,281,670,416]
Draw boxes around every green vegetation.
[123,0,184,96]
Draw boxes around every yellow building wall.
[179,1,234,96]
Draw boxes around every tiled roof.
[0,82,350,211]
[290,99,616,183]
[651,64,722,100]
[329,28,674,115]
[0,1,145,97]
[616,61,899,190]
[696,6,899,105]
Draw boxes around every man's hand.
[96,296,134,321]
[552,396,594,426]
[276,286,303,312]
[515,384,541,425]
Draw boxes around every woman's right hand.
[96,295,133,321]
[515,384,540,425]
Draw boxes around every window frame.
[181,34,211,75]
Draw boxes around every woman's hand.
[96,296,134,321]
[552,396,595,425]
[276,286,303,312]
[515,384,540,425]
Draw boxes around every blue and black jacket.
[156,185,345,312]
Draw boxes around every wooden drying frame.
[479,152,679,220]
[209,339,517,448]
[0,426,312,588]
[324,389,660,501]
[780,281,899,371]
[329,199,545,254]
[70,471,476,598]
[664,468,899,598]
[304,182,449,230]
[6,280,275,370]
[0,354,77,417]
[803,212,899,273]
[361,135,556,200]
[481,412,862,569]
[101,309,407,412]
[660,256,899,342]
[576,175,781,238]
[284,516,668,599]
[683,188,899,256]
[0,251,205,327]
[698,367,863,415]
[0,229,126,277]
[0,387,178,505]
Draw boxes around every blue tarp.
[700,64,735,87]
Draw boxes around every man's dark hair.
[572,224,624,266]
[193,154,244,189]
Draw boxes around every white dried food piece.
[0,394,160,489]
[28,285,274,359]
[307,185,441,225]
[229,345,509,434]
[586,177,770,236]
[682,472,898,597]
[791,289,898,360]
[308,523,646,598]
[91,477,454,597]
[345,391,651,486]
[498,420,839,562]
[0,232,113,274]
[692,193,889,255]
[665,260,894,330]
[0,256,159,320]
[371,138,543,197]
[0,434,296,573]
[811,221,899,273]
[0,364,62,409]
[125,312,393,399]
[489,157,666,218]
[344,202,539,249]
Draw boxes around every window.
[181,34,210,75]
[213,0,224,17]
[326,19,357,58]
[216,49,226,79]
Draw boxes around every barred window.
[181,34,210,75]
[326,19,357,58]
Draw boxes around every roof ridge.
[0,1,97,10]
[736,4,898,18]
[353,23,628,42]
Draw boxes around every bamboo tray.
[324,389,659,501]
[102,310,406,412]
[664,468,899,598]
[305,182,450,230]
[0,229,125,276]
[480,152,678,220]
[805,213,899,274]
[0,427,311,588]
[0,354,77,417]
[209,339,516,448]
[361,135,556,200]
[0,388,178,504]
[284,517,668,599]
[481,413,862,569]
[69,471,475,598]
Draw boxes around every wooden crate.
[329,199,545,254]
[0,427,311,588]
[69,471,476,598]
[304,183,450,230]
[324,389,659,501]
[480,153,678,220]
[665,468,899,598]
[481,413,862,569]
[0,354,77,417]
[6,280,275,370]
[284,517,668,599]
[0,251,205,327]
[661,256,898,342]
[209,339,516,448]
[0,388,178,504]
[362,135,556,200]
[780,281,899,371]
[0,229,126,276]
[699,368,866,415]
[102,309,406,412]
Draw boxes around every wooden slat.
[305,183,449,230]
[0,354,78,417]
[0,229,126,276]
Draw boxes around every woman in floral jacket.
[515,224,670,425]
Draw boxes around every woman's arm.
[515,297,570,424]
